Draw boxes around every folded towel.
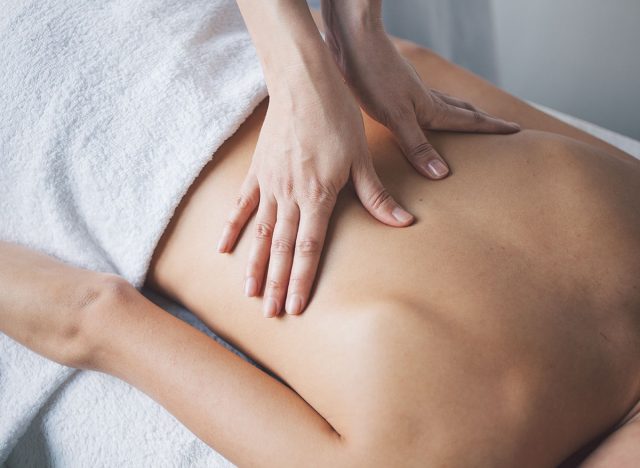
[0,0,267,288]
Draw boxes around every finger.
[430,91,520,132]
[431,89,487,114]
[262,202,300,318]
[217,174,259,253]
[284,200,335,315]
[244,194,276,300]
[428,100,520,134]
[353,159,415,226]
[391,118,450,179]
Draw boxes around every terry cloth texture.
[0,0,267,288]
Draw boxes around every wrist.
[261,34,335,89]
[261,34,352,106]
[267,59,355,116]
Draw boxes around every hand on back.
[222,0,519,317]
[217,61,414,317]
[322,0,520,178]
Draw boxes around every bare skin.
[1,41,639,466]
[149,41,640,466]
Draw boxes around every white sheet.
[532,103,640,159]
[2,107,640,468]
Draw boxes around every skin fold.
[1,36,639,467]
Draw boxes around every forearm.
[320,0,392,79]
[321,0,383,39]
[236,0,343,98]
[95,294,345,466]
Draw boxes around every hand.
[217,74,414,318]
[322,3,520,179]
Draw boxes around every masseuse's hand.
[217,71,414,318]
[322,0,520,179]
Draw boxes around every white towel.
[0,0,267,288]
[2,291,243,467]
[1,0,266,465]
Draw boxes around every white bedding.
[531,103,640,158]
[1,108,638,468]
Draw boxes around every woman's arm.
[0,241,346,467]
[95,286,347,466]
[218,0,414,318]
[320,0,520,176]
[310,5,635,165]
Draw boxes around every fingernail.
[286,294,302,315]
[244,277,257,297]
[263,297,278,318]
[509,122,521,130]
[392,207,413,223]
[426,159,449,179]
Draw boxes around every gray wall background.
[309,0,640,140]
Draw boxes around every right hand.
[322,1,520,179]
[216,73,414,318]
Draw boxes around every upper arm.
[98,294,346,467]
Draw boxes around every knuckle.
[420,114,434,129]
[271,237,294,255]
[278,180,295,200]
[409,141,436,160]
[368,188,393,211]
[472,110,485,124]
[296,238,322,257]
[234,193,253,210]
[303,181,336,205]
[266,278,283,293]
[255,222,274,240]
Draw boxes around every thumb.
[352,160,415,227]
[393,118,450,180]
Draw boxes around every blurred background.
[308,0,640,140]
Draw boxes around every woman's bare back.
[0,12,637,465]
[147,89,640,465]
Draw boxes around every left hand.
[322,3,520,179]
